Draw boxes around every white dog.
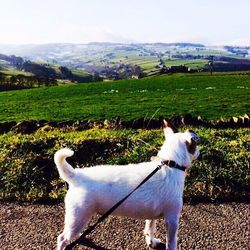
[54,120,200,250]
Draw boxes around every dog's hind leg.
[57,202,92,250]
[164,215,180,250]
[144,219,162,249]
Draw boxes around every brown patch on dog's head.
[184,130,199,155]
[185,139,197,155]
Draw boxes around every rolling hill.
[1,43,250,81]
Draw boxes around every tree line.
[0,73,57,91]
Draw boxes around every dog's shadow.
[77,238,166,250]
[155,242,167,250]
[77,238,111,250]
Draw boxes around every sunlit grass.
[0,73,249,122]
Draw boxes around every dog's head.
[157,119,200,168]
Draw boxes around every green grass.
[0,69,33,76]
[164,59,208,69]
[0,73,249,122]
[118,55,160,72]
[0,59,33,76]
[71,68,90,77]
[0,127,249,202]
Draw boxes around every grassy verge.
[0,127,249,203]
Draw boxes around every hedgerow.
[0,127,249,202]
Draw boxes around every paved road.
[0,202,249,250]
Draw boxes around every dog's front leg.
[144,219,162,249]
[164,215,180,250]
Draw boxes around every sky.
[0,0,250,46]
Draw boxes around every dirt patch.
[0,202,249,249]
[1,114,249,135]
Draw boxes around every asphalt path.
[0,202,249,250]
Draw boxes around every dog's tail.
[54,148,75,183]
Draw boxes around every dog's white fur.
[55,122,200,250]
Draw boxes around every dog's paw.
[147,238,165,249]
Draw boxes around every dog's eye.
[191,135,199,143]
[191,138,199,144]
[189,131,199,142]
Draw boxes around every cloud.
[158,35,211,45]
[224,39,250,47]
[53,25,136,44]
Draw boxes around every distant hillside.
[0,53,98,91]
[0,43,250,82]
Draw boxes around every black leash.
[65,161,186,250]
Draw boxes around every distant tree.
[159,58,164,65]
[59,66,73,79]
[92,72,103,82]
[10,76,17,86]
[208,56,214,75]
[22,61,58,78]
[0,73,6,85]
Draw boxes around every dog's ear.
[162,119,178,139]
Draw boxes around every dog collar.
[161,160,186,172]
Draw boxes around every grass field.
[0,73,249,122]
[164,59,208,69]
[0,68,33,76]
[0,72,249,203]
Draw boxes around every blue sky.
[1,0,250,45]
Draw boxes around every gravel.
[0,202,249,250]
